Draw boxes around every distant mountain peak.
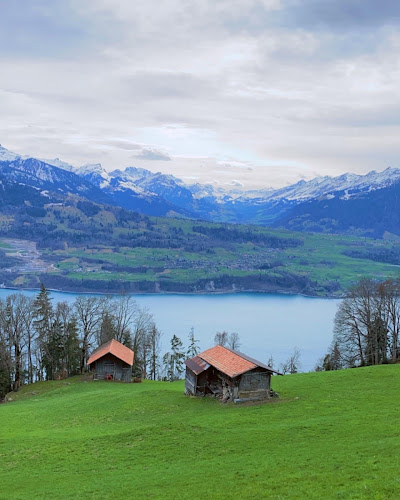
[77,163,104,174]
[0,145,22,162]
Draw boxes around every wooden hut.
[87,339,134,382]
[185,345,281,402]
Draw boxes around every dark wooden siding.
[236,370,271,401]
[185,367,197,395]
[91,353,132,382]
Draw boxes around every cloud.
[1,0,400,188]
[229,180,244,187]
[0,1,116,58]
[280,0,400,32]
[132,148,171,161]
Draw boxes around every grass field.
[1,366,400,499]
[47,233,400,289]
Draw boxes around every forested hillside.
[1,157,400,295]
[1,178,400,294]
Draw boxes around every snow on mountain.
[0,145,23,162]
[111,166,155,183]
[40,157,75,171]
[242,167,400,203]
[2,144,400,226]
[75,163,111,189]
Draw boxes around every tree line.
[322,278,400,370]
[0,285,244,398]
[0,285,164,399]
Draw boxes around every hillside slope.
[274,180,400,238]
[1,366,400,499]
[1,168,400,294]
[5,145,400,234]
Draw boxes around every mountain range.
[1,144,400,237]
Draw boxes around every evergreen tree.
[33,284,54,381]
[163,335,185,381]
[187,327,200,358]
[171,335,185,379]
[323,341,343,371]
[99,312,117,345]
[163,352,174,382]
[148,323,161,380]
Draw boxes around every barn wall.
[184,364,274,402]
[185,367,197,395]
[91,354,132,382]
[236,370,272,401]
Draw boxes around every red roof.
[197,345,258,378]
[193,345,281,378]
[87,339,134,366]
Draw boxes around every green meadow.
[4,198,400,294]
[33,231,400,295]
[1,365,400,499]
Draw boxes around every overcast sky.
[1,0,400,188]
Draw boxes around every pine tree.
[33,284,54,381]
[99,312,117,345]
[187,327,200,358]
[171,335,185,379]
[163,335,185,381]
[148,323,161,380]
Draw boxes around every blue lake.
[0,289,339,371]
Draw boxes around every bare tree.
[0,300,12,394]
[214,331,228,346]
[227,332,241,351]
[333,278,400,367]
[281,347,301,375]
[131,306,153,377]
[74,297,104,374]
[379,279,400,362]
[5,294,30,390]
[112,295,137,343]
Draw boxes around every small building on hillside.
[88,339,134,382]
[185,345,281,402]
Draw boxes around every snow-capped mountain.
[75,164,198,218]
[2,144,400,234]
[231,167,400,204]
[0,144,24,162]
[0,156,112,206]
[39,157,75,171]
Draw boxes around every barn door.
[104,362,115,379]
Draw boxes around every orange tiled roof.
[87,339,134,366]
[198,345,257,378]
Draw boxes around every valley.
[1,145,400,295]
[2,225,400,296]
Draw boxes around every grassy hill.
[1,366,399,499]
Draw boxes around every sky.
[1,0,400,189]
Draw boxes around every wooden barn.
[185,345,281,402]
[87,339,134,382]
